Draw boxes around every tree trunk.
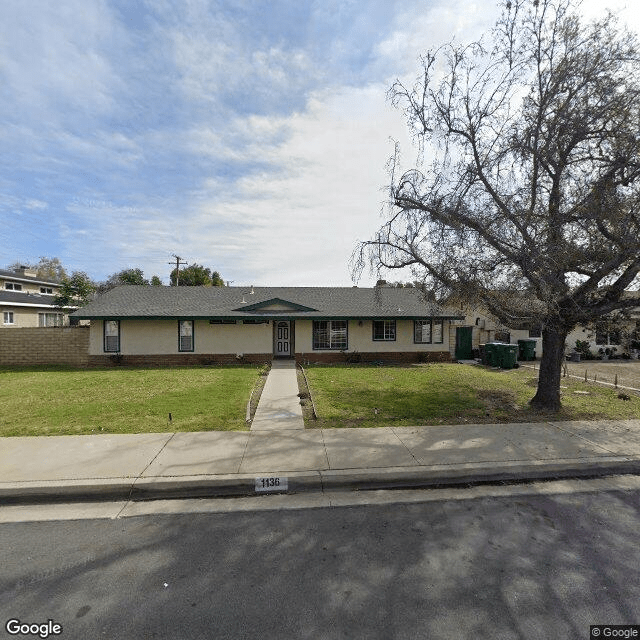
[529,325,568,412]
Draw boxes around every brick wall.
[87,351,452,367]
[295,351,452,365]
[0,327,89,366]
[87,353,273,367]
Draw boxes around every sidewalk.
[1,419,640,504]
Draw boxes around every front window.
[414,320,432,344]
[4,282,22,291]
[3,311,14,325]
[372,320,396,341]
[179,320,194,352]
[38,313,64,327]
[432,320,444,344]
[104,320,120,352]
[595,329,608,345]
[40,287,53,294]
[313,320,347,350]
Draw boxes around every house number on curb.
[255,477,288,492]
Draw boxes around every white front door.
[275,321,290,356]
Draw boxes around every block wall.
[0,327,89,366]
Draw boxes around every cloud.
[159,83,416,286]
[4,0,639,284]
[0,1,124,125]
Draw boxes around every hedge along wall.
[0,326,89,367]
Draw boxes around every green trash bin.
[490,343,503,367]
[517,339,536,361]
[484,343,499,367]
[501,344,518,369]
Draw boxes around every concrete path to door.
[250,360,305,431]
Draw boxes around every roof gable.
[234,297,318,313]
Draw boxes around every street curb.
[1,458,640,505]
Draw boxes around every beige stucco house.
[455,296,640,361]
[0,267,73,328]
[71,285,465,366]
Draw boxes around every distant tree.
[97,268,152,293]
[116,268,148,286]
[356,0,640,411]
[6,257,67,281]
[170,263,225,286]
[150,275,163,286]
[35,257,68,281]
[53,272,96,308]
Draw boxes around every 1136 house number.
[255,477,288,492]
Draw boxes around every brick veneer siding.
[86,351,452,367]
[87,353,273,367]
[0,326,89,366]
[295,351,452,364]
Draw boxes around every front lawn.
[303,363,640,428]
[0,365,265,436]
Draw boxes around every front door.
[275,321,291,357]
[455,326,473,360]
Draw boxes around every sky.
[1,0,637,287]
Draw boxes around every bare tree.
[355,0,640,410]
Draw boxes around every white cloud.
[0,0,123,122]
[24,199,48,210]
[165,83,417,286]
[5,0,640,285]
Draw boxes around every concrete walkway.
[1,419,640,504]
[250,360,304,431]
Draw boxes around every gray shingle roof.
[71,286,464,320]
[0,269,61,286]
[0,291,58,306]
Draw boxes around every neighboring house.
[447,304,543,360]
[566,293,640,356]
[455,292,640,360]
[70,285,465,366]
[0,267,74,328]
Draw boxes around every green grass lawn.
[303,363,640,428]
[0,365,265,436]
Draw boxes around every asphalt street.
[1,478,640,640]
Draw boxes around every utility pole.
[169,254,187,286]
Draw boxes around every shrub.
[575,340,595,359]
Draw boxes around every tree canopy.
[98,268,165,292]
[53,272,96,308]
[170,263,225,287]
[7,257,68,281]
[99,268,149,292]
[356,0,640,410]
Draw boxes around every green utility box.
[517,339,537,361]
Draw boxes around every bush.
[575,340,595,360]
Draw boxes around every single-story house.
[71,285,465,366]
[0,266,73,328]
